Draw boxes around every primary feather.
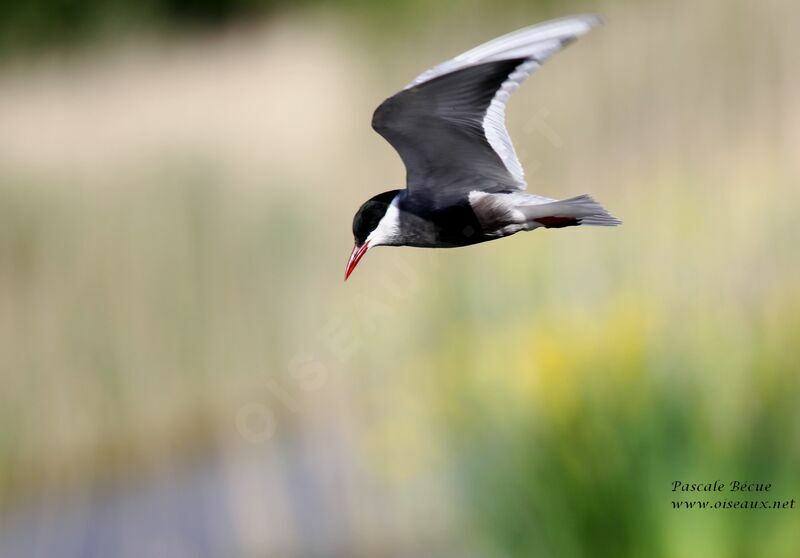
[372,14,604,208]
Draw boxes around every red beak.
[345,242,369,280]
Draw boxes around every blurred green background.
[0,0,798,556]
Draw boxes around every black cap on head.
[352,190,400,246]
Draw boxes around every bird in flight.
[346,15,620,280]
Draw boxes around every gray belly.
[396,201,489,248]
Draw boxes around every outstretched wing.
[372,15,602,209]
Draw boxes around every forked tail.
[518,194,621,228]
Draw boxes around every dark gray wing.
[372,15,602,209]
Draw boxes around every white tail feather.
[518,194,622,227]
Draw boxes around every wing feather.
[372,15,603,208]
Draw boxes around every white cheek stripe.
[366,195,401,246]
